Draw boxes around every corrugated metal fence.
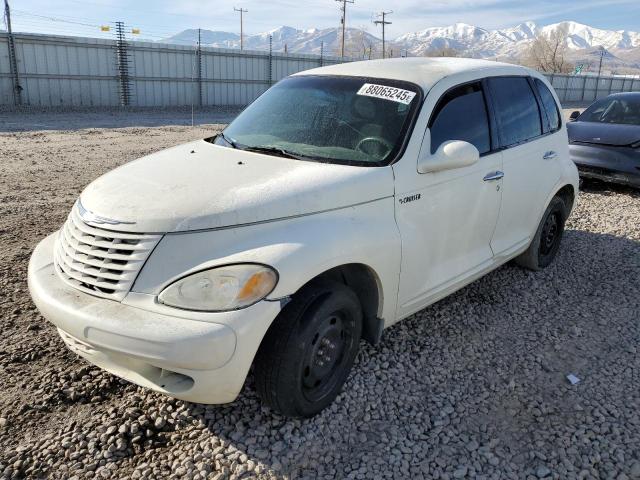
[0,32,345,107]
[2,32,639,107]
[546,73,640,104]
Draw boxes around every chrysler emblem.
[78,200,135,225]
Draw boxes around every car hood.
[568,121,640,147]
[79,140,394,233]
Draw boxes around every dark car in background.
[568,92,640,188]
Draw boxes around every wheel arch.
[554,183,576,217]
[277,263,385,346]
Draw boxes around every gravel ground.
[1,116,639,480]
[0,107,240,133]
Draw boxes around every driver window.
[429,82,491,155]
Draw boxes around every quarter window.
[535,78,561,133]
[488,77,542,147]
[429,82,491,155]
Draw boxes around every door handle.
[483,171,504,181]
[543,151,558,160]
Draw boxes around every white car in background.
[28,58,578,417]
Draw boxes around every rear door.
[487,76,564,257]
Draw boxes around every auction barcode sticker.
[357,83,416,105]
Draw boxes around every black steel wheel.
[254,281,362,418]
[540,210,561,257]
[515,196,567,271]
[301,310,355,403]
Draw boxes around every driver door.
[393,80,503,320]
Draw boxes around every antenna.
[234,7,248,50]
[374,11,392,59]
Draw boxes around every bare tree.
[524,25,574,73]
[424,47,460,57]
[344,27,371,59]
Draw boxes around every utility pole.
[234,7,248,50]
[374,10,392,59]
[4,0,22,105]
[196,28,202,107]
[335,0,354,59]
[594,46,606,99]
[597,47,605,77]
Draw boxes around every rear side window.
[429,82,491,155]
[488,77,542,147]
[535,78,561,133]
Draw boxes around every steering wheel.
[355,136,394,159]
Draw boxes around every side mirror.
[569,111,580,121]
[418,140,480,174]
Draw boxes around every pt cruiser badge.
[399,193,421,204]
[78,201,135,225]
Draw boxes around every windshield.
[578,96,640,125]
[213,75,422,166]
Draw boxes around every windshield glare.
[215,75,421,166]
[579,96,640,125]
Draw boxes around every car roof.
[293,57,534,92]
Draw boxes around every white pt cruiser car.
[29,58,578,417]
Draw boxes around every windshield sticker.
[357,83,416,105]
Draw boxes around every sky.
[6,0,640,41]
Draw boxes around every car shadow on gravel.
[580,177,640,198]
[169,229,640,479]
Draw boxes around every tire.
[515,196,567,271]
[254,281,363,418]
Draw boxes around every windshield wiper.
[219,132,239,149]
[243,145,306,160]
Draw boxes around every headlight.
[158,264,278,312]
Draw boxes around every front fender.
[133,198,401,322]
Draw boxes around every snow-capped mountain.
[163,29,239,46]
[160,21,640,71]
[394,21,640,59]
[161,25,382,56]
[547,21,640,50]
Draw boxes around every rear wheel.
[254,281,362,417]
[515,196,567,271]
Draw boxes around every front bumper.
[28,233,282,404]
[569,143,640,188]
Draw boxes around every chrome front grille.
[54,205,161,301]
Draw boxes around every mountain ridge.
[160,20,640,73]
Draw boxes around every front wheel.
[254,281,362,417]
[515,196,567,271]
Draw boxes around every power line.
[12,9,100,27]
[234,7,248,50]
[374,10,392,59]
[335,0,354,59]
[11,8,201,40]
[11,12,174,40]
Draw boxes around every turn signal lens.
[158,264,278,312]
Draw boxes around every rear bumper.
[569,144,640,187]
[28,233,282,404]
